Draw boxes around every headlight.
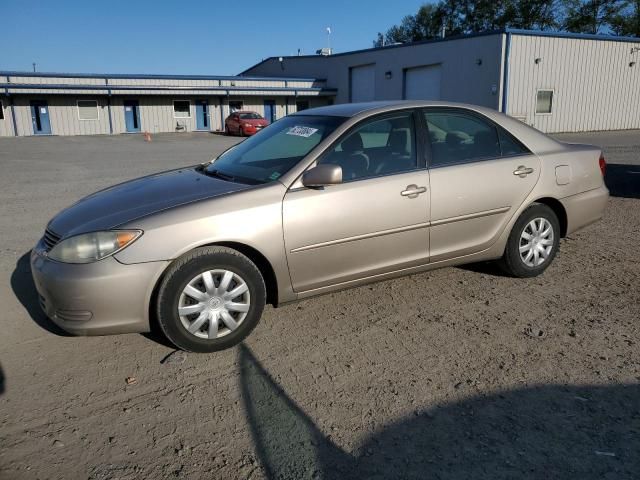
[244,123,252,127]
[48,230,142,264]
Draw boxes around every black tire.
[156,246,266,353]
[224,124,230,135]
[498,203,560,278]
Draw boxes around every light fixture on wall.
[630,61,637,67]
[534,57,543,65]
[476,58,483,66]
[384,70,393,79]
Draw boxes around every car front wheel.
[156,246,266,352]
[499,203,560,278]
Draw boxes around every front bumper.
[30,243,169,336]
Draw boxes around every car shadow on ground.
[606,164,640,199]
[239,344,639,480]
[11,252,69,336]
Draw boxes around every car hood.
[48,167,252,237]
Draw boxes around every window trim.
[421,107,532,169]
[314,108,425,184]
[173,100,191,119]
[535,89,554,116]
[76,99,99,121]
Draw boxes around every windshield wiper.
[201,168,237,182]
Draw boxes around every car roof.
[292,100,480,117]
[293,100,563,154]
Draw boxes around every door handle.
[513,166,534,177]
[401,185,427,198]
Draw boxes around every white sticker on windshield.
[286,126,318,138]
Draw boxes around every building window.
[173,100,191,118]
[296,100,309,111]
[536,90,553,114]
[0,100,4,120]
[229,101,243,112]
[77,100,99,120]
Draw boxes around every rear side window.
[424,110,528,167]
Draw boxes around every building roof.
[0,71,335,97]
[240,28,640,75]
[0,70,321,82]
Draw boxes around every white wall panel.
[506,35,640,132]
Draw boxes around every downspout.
[501,32,512,114]
[105,78,114,135]
[6,76,19,136]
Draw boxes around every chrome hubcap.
[519,217,554,267]
[178,269,250,339]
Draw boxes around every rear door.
[423,108,540,262]
[282,110,430,292]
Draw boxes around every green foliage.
[373,0,637,46]
[609,0,640,36]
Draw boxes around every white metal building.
[242,29,640,133]
[0,73,335,137]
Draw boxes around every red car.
[224,111,269,136]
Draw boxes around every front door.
[123,100,141,132]
[283,110,430,292]
[423,108,541,262]
[30,101,52,135]
[196,100,209,130]
[263,100,276,124]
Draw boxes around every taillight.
[599,153,606,177]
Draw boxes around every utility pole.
[32,62,36,72]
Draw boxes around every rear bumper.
[30,245,169,336]
[561,184,609,235]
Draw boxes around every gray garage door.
[350,64,375,103]
[404,65,441,100]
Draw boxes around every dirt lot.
[0,131,639,479]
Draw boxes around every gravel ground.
[0,131,639,480]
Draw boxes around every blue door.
[124,100,141,132]
[30,101,52,135]
[196,100,209,130]
[263,100,276,124]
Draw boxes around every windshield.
[205,115,345,184]
[239,113,263,119]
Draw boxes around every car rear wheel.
[498,203,560,278]
[156,246,266,352]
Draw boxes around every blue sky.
[3,0,428,75]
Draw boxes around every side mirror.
[302,164,342,188]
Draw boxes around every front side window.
[77,100,98,120]
[319,112,417,181]
[173,100,190,118]
[205,115,345,184]
[536,90,553,114]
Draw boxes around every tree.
[609,0,640,36]
[562,0,626,33]
[505,0,559,30]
